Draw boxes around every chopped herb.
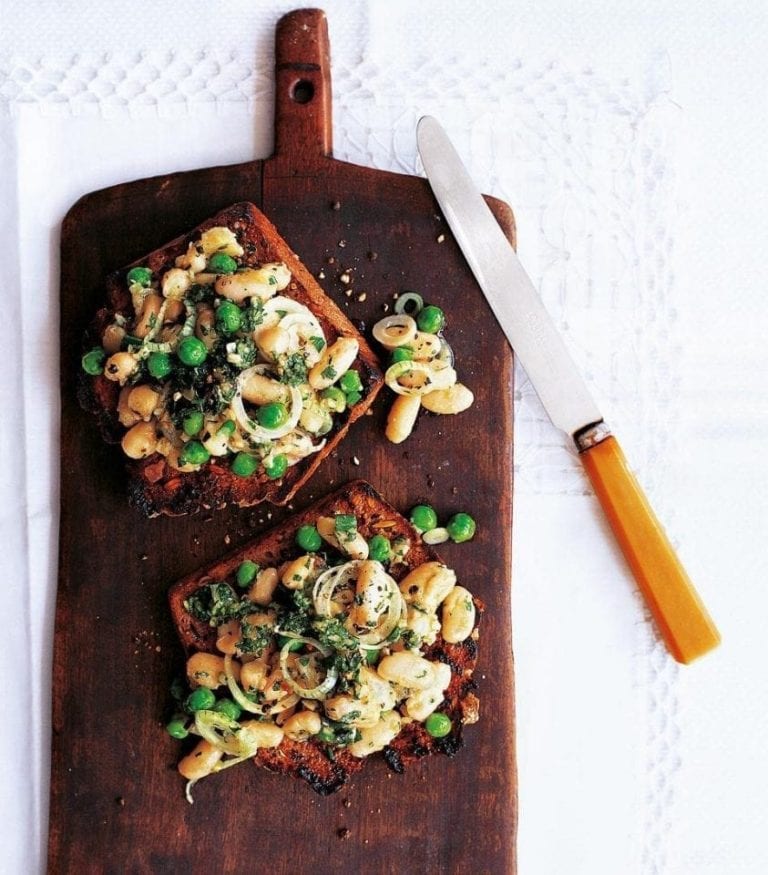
[276,309,288,319]
[268,274,278,285]
[321,364,337,381]
[239,619,275,654]
[334,514,357,534]
[240,299,265,331]
[279,352,308,386]
[184,582,245,627]
[309,336,326,352]
[186,283,215,304]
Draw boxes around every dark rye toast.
[78,202,383,516]
[168,480,482,795]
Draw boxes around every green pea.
[390,346,414,365]
[207,252,238,274]
[296,524,322,552]
[185,688,215,712]
[236,560,259,588]
[446,512,476,543]
[344,390,362,407]
[177,336,208,367]
[256,402,288,429]
[320,387,346,413]
[425,712,452,738]
[182,410,204,437]
[212,698,242,721]
[215,300,242,334]
[231,453,258,477]
[416,305,445,334]
[368,534,392,563]
[364,649,380,665]
[264,454,288,480]
[147,351,172,379]
[339,370,363,394]
[218,419,236,436]
[165,715,189,739]
[127,266,152,287]
[410,504,438,533]
[277,635,304,652]
[81,347,106,376]
[178,440,210,467]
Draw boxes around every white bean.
[348,711,401,758]
[376,652,436,691]
[121,421,158,459]
[399,562,456,613]
[104,352,138,385]
[308,338,360,390]
[241,371,288,405]
[102,323,125,354]
[238,720,284,748]
[405,662,452,721]
[440,586,476,643]
[178,740,222,780]
[385,395,421,444]
[127,385,161,421]
[161,268,192,301]
[421,383,475,415]
[215,265,288,303]
[281,554,318,590]
[283,710,322,742]
[200,226,244,257]
[248,568,279,606]
[316,515,369,560]
[410,331,442,361]
[186,652,230,689]
[349,561,389,629]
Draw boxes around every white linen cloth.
[2,1,767,873]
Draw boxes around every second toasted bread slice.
[167,480,481,795]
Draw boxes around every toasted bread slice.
[168,480,481,795]
[79,202,383,516]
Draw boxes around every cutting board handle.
[273,8,333,162]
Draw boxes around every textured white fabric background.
[2,1,767,873]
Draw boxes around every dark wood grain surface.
[49,8,517,874]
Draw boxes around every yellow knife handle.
[579,433,720,663]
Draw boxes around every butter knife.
[417,115,719,664]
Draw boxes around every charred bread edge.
[79,202,383,516]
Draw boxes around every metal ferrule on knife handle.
[575,422,721,664]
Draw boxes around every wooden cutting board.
[49,9,517,874]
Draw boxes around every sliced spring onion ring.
[279,636,337,700]
[268,693,301,715]
[394,292,424,316]
[272,429,327,466]
[224,654,264,715]
[313,561,363,617]
[354,567,406,647]
[280,312,325,363]
[436,337,454,368]
[313,561,406,647]
[384,360,458,396]
[180,299,197,338]
[194,710,259,758]
[372,314,417,350]
[233,365,303,441]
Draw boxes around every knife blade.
[417,115,720,664]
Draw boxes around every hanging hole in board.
[291,80,314,104]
